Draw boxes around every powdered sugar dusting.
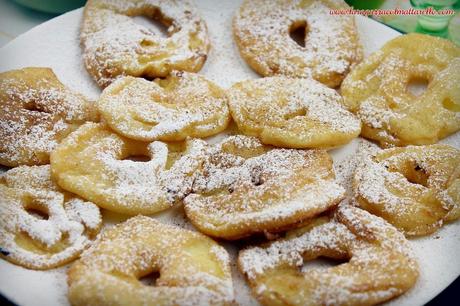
[81,0,210,87]
[52,123,207,215]
[0,68,97,166]
[98,71,229,141]
[333,138,380,195]
[0,3,459,306]
[239,205,418,305]
[341,35,460,147]
[233,0,362,87]
[228,76,361,147]
[184,135,345,238]
[0,165,101,269]
[68,216,234,305]
[353,144,460,236]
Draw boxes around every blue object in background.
[12,0,86,14]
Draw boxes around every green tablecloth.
[346,0,460,44]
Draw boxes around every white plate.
[0,1,459,305]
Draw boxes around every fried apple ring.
[238,205,419,306]
[183,135,345,240]
[98,72,230,142]
[50,122,205,215]
[81,0,210,87]
[68,216,234,306]
[341,33,460,147]
[353,144,460,237]
[233,0,362,87]
[0,67,98,167]
[0,165,102,270]
[227,76,361,148]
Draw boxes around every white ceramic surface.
[0,1,459,305]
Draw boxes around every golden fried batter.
[354,144,460,236]
[51,123,206,215]
[98,72,230,142]
[68,216,234,306]
[238,205,419,306]
[0,67,97,166]
[184,135,345,240]
[233,0,362,87]
[341,34,460,147]
[228,76,360,148]
[81,0,210,87]
[0,165,101,270]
